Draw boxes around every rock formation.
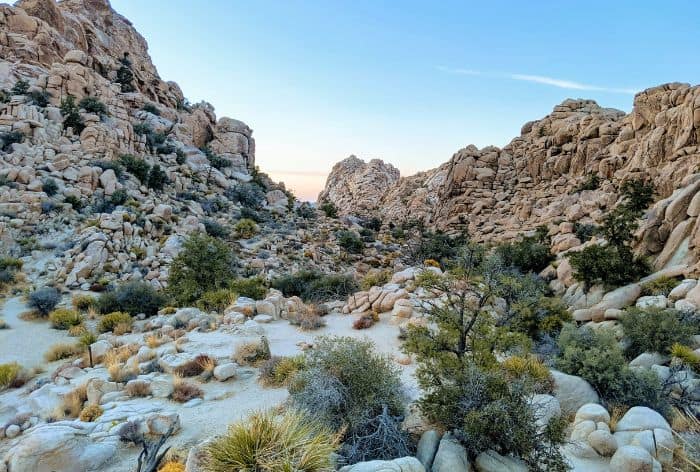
[320,85,700,272]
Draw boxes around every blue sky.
[110,0,700,200]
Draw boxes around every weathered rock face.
[320,84,700,272]
[318,155,400,217]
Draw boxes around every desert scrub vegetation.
[640,275,681,296]
[495,225,554,273]
[619,307,696,358]
[0,256,22,289]
[407,228,468,266]
[568,179,654,288]
[72,294,96,312]
[360,269,391,290]
[171,376,203,403]
[60,95,85,134]
[203,409,338,472]
[402,245,569,469]
[78,404,103,422]
[45,342,82,362]
[225,181,265,209]
[119,154,151,182]
[228,276,267,300]
[48,308,83,329]
[197,288,236,312]
[98,311,132,333]
[555,324,669,415]
[233,338,271,366]
[233,218,258,239]
[290,336,409,463]
[288,306,326,330]
[259,355,305,387]
[0,362,23,389]
[78,96,108,115]
[96,280,166,317]
[167,232,237,305]
[319,201,338,218]
[336,229,364,254]
[271,270,357,303]
[125,379,152,397]
[27,286,61,317]
[174,354,216,378]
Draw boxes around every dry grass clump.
[103,347,140,383]
[233,337,271,366]
[259,355,305,387]
[125,379,152,397]
[44,342,82,362]
[171,375,203,403]
[157,461,185,472]
[98,311,132,333]
[79,404,103,422]
[288,309,326,331]
[58,384,88,418]
[0,362,24,389]
[501,355,555,393]
[72,294,96,312]
[145,333,167,348]
[48,308,83,329]
[353,314,375,330]
[113,321,133,335]
[204,409,338,472]
[174,354,216,377]
[68,324,87,337]
[608,405,628,432]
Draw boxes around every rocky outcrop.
[320,84,700,272]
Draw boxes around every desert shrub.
[555,324,668,414]
[204,409,337,472]
[573,222,598,242]
[201,146,231,169]
[340,406,414,464]
[203,219,229,238]
[174,354,216,377]
[408,229,468,265]
[495,228,553,274]
[93,160,124,179]
[233,338,271,366]
[42,178,58,196]
[97,280,166,317]
[78,96,108,115]
[1,130,24,152]
[27,89,51,107]
[27,286,61,317]
[569,244,649,289]
[620,179,655,212]
[197,289,236,312]
[110,188,129,206]
[290,336,404,434]
[48,308,83,329]
[271,270,359,303]
[167,233,237,305]
[229,276,267,300]
[0,257,22,288]
[234,218,258,239]
[507,296,571,341]
[175,148,186,165]
[63,194,84,210]
[0,363,22,389]
[360,270,391,290]
[119,154,150,182]
[132,122,151,136]
[141,103,160,115]
[296,202,316,218]
[573,174,601,193]
[45,342,82,361]
[79,404,103,422]
[319,202,337,218]
[147,164,168,190]
[60,95,85,134]
[171,377,203,403]
[640,276,681,296]
[10,79,29,95]
[158,462,184,472]
[288,310,326,330]
[336,230,364,254]
[225,182,265,209]
[501,355,554,393]
[352,314,375,330]
[259,355,305,387]
[619,307,695,358]
[671,343,700,373]
[98,311,132,333]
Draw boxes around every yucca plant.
[204,409,338,472]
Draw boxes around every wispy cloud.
[437,66,637,95]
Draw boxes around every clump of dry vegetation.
[79,404,103,422]
[125,379,152,397]
[174,354,216,378]
[44,342,82,362]
[171,375,203,403]
[233,337,271,366]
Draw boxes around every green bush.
[98,311,132,333]
[42,178,58,196]
[203,219,229,238]
[508,296,571,341]
[10,79,29,95]
[63,195,84,211]
[555,324,668,414]
[60,95,85,134]
[110,189,129,206]
[167,233,237,305]
[27,287,61,316]
[1,131,24,152]
[27,89,51,107]
[201,146,231,169]
[569,244,649,289]
[94,160,124,179]
[290,336,404,434]
[271,270,357,303]
[234,218,258,239]
[229,276,267,300]
[132,122,151,136]
[409,230,468,265]
[495,233,553,274]
[640,276,681,296]
[204,410,337,472]
[619,307,695,357]
[116,56,135,92]
[48,308,83,329]
[119,154,150,182]
[225,182,265,209]
[197,289,236,312]
[573,174,601,193]
[147,164,168,190]
[175,148,186,165]
[96,281,166,317]
[336,230,364,254]
[0,362,22,389]
[320,201,337,218]
[78,96,108,115]
[141,103,160,115]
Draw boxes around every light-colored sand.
[0,296,72,368]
